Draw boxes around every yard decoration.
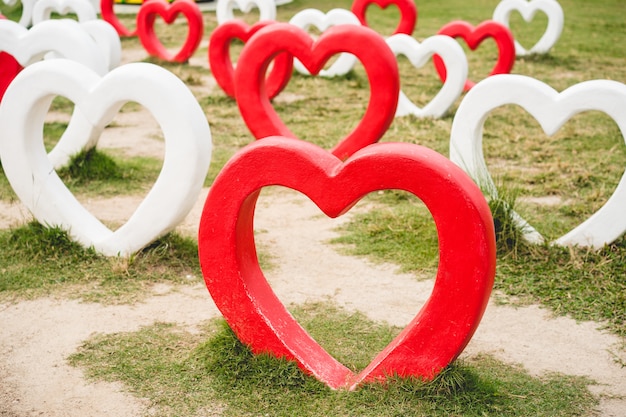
[449,74,626,249]
[101,0,138,37]
[350,0,417,36]
[31,0,97,25]
[386,34,467,118]
[1,0,38,27]
[434,20,515,91]
[234,23,400,160]
[492,0,564,56]
[198,137,496,390]
[288,8,361,77]
[208,20,292,100]
[0,59,212,256]
[215,0,276,25]
[80,19,122,71]
[137,0,203,63]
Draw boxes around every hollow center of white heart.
[509,10,549,50]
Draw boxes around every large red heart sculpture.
[351,0,417,36]
[209,20,293,100]
[434,20,515,91]
[0,52,22,100]
[137,0,204,63]
[234,23,400,160]
[101,0,140,37]
[198,137,496,390]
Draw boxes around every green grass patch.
[69,303,596,417]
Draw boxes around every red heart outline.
[234,23,400,160]
[198,137,496,390]
[137,0,204,63]
[434,20,515,91]
[209,20,293,100]
[101,0,139,37]
[351,0,417,35]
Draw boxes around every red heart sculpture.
[0,52,22,101]
[351,0,417,35]
[198,137,496,390]
[209,20,293,100]
[234,23,399,160]
[101,0,140,37]
[434,20,515,91]
[137,0,204,63]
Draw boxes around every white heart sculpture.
[76,20,121,71]
[0,59,213,257]
[1,0,38,27]
[32,0,98,25]
[492,0,564,56]
[288,8,361,77]
[216,0,276,25]
[449,74,626,249]
[386,34,468,118]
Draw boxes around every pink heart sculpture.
[208,20,292,100]
[234,23,399,160]
[136,0,203,63]
[350,0,417,36]
[434,20,515,91]
[198,137,496,390]
[100,0,139,37]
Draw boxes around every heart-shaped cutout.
[288,8,361,77]
[434,20,515,91]
[215,0,276,25]
[450,74,626,248]
[0,59,212,256]
[386,33,468,118]
[198,137,496,390]
[350,0,417,36]
[208,20,292,100]
[234,23,400,160]
[2,0,38,27]
[136,0,203,63]
[31,0,98,25]
[100,0,138,37]
[492,0,564,56]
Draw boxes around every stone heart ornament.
[288,8,361,77]
[198,137,496,390]
[449,74,626,249]
[492,0,564,56]
[137,0,204,63]
[435,20,515,91]
[0,59,212,256]
[215,0,276,25]
[386,34,467,118]
[350,0,417,36]
[208,20,292,100]
[31,0,98,25]
[234,23,399,160]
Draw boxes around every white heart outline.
[1,0,38,27]
[32,0,98,25]
[0,59,212,256]
[288,8,361,78]
[386,34,468,118]
[215,0,276,25]
[492,0,564,56]
[449,74,626,249]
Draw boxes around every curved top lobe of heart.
[209,20,292,100]
[351,0,417,36]
[198,137,496,390]
[234,23,400,160]
[216,0,276,24]
[137,0,204,63]
[435,20,515,91]
[101,0,137,37]
[450,74,626,249]
[0,59,212,257]
[492,0,564,56]
[31,0,98,25]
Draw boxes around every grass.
[69,303,596,417]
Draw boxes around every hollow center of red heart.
[363,4,402,37]
[252,187,439,369]
[456,36,500,82]
[151,14,193,51]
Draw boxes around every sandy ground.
[0,45,625,417]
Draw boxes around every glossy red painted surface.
[208,20,293,100]
[351,0,417,35]
[198,137,496,390]
[434,20,515,91]
[0,52,22,101]
[234,23,399,160]
[137,0,203,63]
[101,0,139,37]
